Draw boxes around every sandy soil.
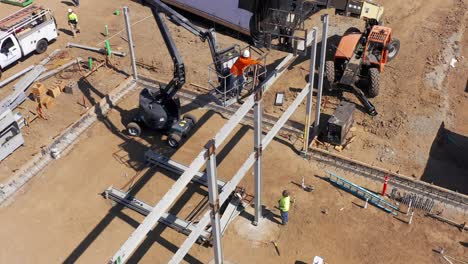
[0,88,466,264]
[0,0,467,263]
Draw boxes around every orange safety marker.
[381,175,389,196]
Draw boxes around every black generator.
[329,0,363,17]
[326,101,355,145]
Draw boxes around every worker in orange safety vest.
[228,49,260,103]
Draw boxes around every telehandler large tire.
[387,39,400,62]
[325,60,335,90]
[368,68,380,98]
[344,27,361,35]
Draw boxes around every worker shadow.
[460,241,468,247]
[239,207,282,225]
[263,208,282,225]
[295,261,307,264]
[60,1,75,7]
[58,28,75,37]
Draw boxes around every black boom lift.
[126,0,237,148]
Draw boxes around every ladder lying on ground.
[327,171,400,215]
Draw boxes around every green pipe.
[105,40,112,57]
[88,57,93,70]
[105,25,109,36]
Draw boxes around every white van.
[0,5,58,78]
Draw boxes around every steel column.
[253,83,263,226]
[301,28,318,156]
[313,15,329,134]
[123,7,138,80]
[205,140,223,264]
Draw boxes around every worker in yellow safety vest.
[278,190,291,225]
[67,9,80,37]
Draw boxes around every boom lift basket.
[208,45,267,107]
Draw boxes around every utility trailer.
[0,5,58,78]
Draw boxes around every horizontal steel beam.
[104,187,211,239]
[0,66,34,89]
[66,42,127,57]
[36,58,82,82]
[145,150,225,188]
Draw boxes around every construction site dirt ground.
[0,0,467,263]
[0,88,466,264]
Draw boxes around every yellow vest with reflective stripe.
[68,13,78,22]
[279,196,290,212]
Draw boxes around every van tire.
[36,39,48,54]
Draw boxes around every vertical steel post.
[205,140,223,264]
[123,6,138,80]
[253,67,263,226]
[301,28,318,156]
[313,15,329,134]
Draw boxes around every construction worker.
[67,9,80,37]
[278,190,291,225]
[229,49,259,103]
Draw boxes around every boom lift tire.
[386,38,400,62]
[325,60,335,90]
[168,133,182,148]
[127,122,142,137]
[368,68,380,98]
[36,39,48,54]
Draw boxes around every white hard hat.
[68,9,73,13]
[242,49,250,58]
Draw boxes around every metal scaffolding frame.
[108,7,319,263]
[110,50,299,263]
[169,29,318,261]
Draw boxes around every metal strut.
[144,0,235,74]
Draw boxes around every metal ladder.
[327,171,400,215]
[0,4,42,31]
